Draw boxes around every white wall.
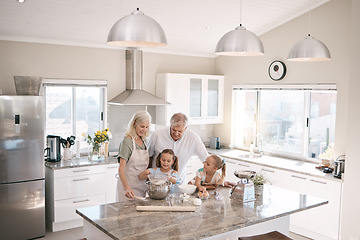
[341,0,360,239]
[0,41,215,98]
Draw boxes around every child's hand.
[198,188,209,199]
[224,181,236,188]
[198,186,207,193]
[145,169,151,176]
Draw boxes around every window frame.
[231,84,337,162]
[42,78,108,152]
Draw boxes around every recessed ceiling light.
[205,26,212,30]
[17,0,25,3]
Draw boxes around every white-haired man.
[148,113,208,184]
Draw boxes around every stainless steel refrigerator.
[0,96,45,240]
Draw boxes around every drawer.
[54,194,105,223]
[106,163,119,170]
[54,173,106,200]
[54,165,106,179]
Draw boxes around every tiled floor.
[38,227,84,240]
[39,228,312,240]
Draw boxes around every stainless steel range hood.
[108,49,170,106]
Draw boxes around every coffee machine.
[44,135,62,162]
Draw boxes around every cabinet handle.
[73,177,90,182]
[107,166,118,169]
[73,169,90,172]
[262,169,274,173]
[237,163,250,168]
[73,199,90,204]
[310,179,327,185]
[291,175,306,180]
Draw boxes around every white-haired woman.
[117,110,151,201]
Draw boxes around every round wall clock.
[268,60,287,81]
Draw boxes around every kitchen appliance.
[108,49,170,106]
[14,76,42,96]
[334,155,345,179]
[0,96,45,240]
[209,137,220,149]
[44,135,62,162]
[230,170,256,202]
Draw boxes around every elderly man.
[148,113,208,184]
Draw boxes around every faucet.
[254,134,263,156]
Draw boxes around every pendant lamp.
[215,0,264,56]
[107,8,167,48]
[287,0,330,61]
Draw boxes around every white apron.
[116,137,149,201]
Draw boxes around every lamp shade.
[215,25,264,56]
[107,8,167,48]
[288,35,330,61]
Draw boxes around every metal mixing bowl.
[146,180,171,200]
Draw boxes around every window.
[44,79,107,151]
[232,85,337,161]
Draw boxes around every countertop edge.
[207,148,343,183]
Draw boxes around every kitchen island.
[76,185,327,240]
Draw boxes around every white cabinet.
[224,158,239,183]
[156,73,224,125]
[46,165,107,232]
[184,156,204,184]
[221,156,342,240]
[224,157,260,183]
[256,166,284,186]
[280,171,342,240]
[105,163,119,203]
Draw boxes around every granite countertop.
[207,148,342,182]
[45,156,118,170]
[76,186,327,240]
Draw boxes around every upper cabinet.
[156,73,224,125]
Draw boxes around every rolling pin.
[136,206,196,212]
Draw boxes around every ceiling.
[0,0,329,57]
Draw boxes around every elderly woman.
[117,110,151,201]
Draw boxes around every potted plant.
[252,173,270,196]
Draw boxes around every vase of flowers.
[83,129,112,161]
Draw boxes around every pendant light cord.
[308,0,311,36]
[240,0,242,25]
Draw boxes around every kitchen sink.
[238,154,262,159]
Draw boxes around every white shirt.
[148,126,209,183]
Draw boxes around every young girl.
[193,154,226,196]
[139,149,179,184]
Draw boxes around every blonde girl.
[194,154,226,194]
[139,149,179,184]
